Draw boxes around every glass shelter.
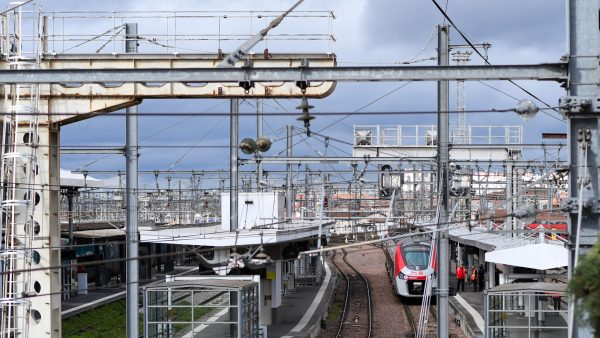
[484,282,567,338]
[144,279,260,338]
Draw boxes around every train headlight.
[398,273,408,280]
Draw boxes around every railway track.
[330,248,373,338]
[322,241,463,338]
[403,302,440,338]
[403,302,418,337]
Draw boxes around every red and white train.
[384,235,436,297]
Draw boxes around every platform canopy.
[60,168,103,188]
[485,243,568,270]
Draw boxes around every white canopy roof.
[60,169,103,188]
[485,243,568,270]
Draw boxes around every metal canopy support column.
[567,0,600,337]
[436,24,450,338]
[125,22,139,338]
[230,99,239,232]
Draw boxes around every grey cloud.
[360,0,565,61]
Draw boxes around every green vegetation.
[569,236,600,337]
[170,303,212,332]
[62,300,142,338]
[63,298,212,337]
[327,300,343,323]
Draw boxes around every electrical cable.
[2,205,563,282]
[275,81,413,156]
[568,140,590,334]
[1,107,551,117]
[75,100,228,171]
[164,116,227,171]
[430,0,566,124]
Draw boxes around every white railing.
[354,125,437,147]
[3,10,335,56]
[354,125,523,147]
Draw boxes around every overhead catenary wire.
[76,100,229,170]
[164,116,227,171]
[1,207,558,280]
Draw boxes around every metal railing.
[3,10,335,56]
[354,124,523,147]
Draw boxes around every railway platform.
[450,272,485,338]
[62,265,200,318]
[61,263,336,338]
[449,273,568,338]
[276,262,336,338]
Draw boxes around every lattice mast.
[451,51,472,144]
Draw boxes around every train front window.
[404,250,430,267]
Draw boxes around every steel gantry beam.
[239,157,566,166]
[0,63,567,84]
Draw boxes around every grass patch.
[62,300,143,338]
[170,302,213,333]
[328,301,343,322]
[63,298,212,337]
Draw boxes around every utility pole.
[124,22,139,338]
[564,0,599,337]
[66,188,77,247]
[230,99,239,231]
[287,125,294,220]
[436,24,450,338]
[257,99,264,190]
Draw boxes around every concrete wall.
[221,192,285,230]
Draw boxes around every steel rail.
[330,248,373,338]
[403,302,418,337]
[330,249,351,338]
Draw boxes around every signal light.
[239,136,272,154]
[239,138,257,154]
[255,136,272,152]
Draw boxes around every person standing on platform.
[551,292,561,311]
[478,265,485,291]
[456,264,466,292]
[470,266,478,291]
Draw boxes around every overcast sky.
[32,0,568,188]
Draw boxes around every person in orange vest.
[470,266,478,291]
[456,264,466,292]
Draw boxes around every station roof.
[448,225,536,252]
[60,169,103,189]
[423,222,568,271]
[147,279,257,290]
[140,220,335,247]
[485,243,568,270]
[71,229,126,239]
[487,281,566,293]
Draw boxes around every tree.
[569,236,600,337]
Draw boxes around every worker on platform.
[470,266,478,291]
[478,265,485,291]
[456,264,466,292]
